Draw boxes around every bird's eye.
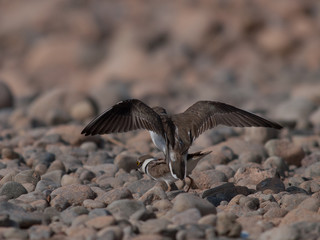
[136,161,141,166]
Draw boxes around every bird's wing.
[177,101,282,140]
[81,99,165,137]
[147,160,171,178]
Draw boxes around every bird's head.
[136,154,155,173]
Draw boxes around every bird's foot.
[183,176,193,192]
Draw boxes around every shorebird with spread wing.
[82,99,282,180]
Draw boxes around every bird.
[136,151,212,191]
[81,99,282,180]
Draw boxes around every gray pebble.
[0,181,28,199]
[60,206,89,225]
[106,199,146,220]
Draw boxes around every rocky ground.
[1,1,320,240]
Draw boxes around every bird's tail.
[186,150,212,175]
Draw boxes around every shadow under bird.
[81,99,282,180]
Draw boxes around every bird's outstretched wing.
[81,99,165,137]
[174,101,282,140]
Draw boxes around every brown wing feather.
[176,101,282,139]
[81,99,165,137]
[147,160,171,178]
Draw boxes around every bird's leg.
[183,176,193,192]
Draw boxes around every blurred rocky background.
[0,0,319,129]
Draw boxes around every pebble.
[198,214,217,226]
[0,202,43,228]
[70,98,97,121]
[216,212,242,237]
[14,170,40,186]
[203,182,251,206]
[50,184,96,206]
[265,139,305,166]
[259,222,320,240]
[85,215,116,230]
[305,161,320,178]
[2,227,29,239]
[41,170,64,185]
[1,147,19,159]
[125,179,156,195]
[28,225,52,240]
[114,151,139,173]
[262,156,289,177]
[190,169,227,189]
[310,107,320,127]
[35,179,60,192]
[139,218,170,234]
[244,127,279,144]
[83,199,106,209]
[97,187,133,205]
[171,208,202,225]
[239,151,263,164]
[0,181,28,199]
[60,174,82,186]
[279,193,309,211]
[256,177,285,194]
[60,206,89,225]
[97,225,123,239]
[214,165,235,179]
[80,141,98,152]
[234,166,276,188]
[0,81,14,109]
[280,207,320,225]
[173,193,216,216]
[106,199,146,220]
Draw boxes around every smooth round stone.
[139,218,171,234]
[173,193,216,216]
[85,215,116,230]
[61,174,81,186]
[70,99,96,121]
[171,208,202,225]
[28,225,52,240]
[14,170,40,185]
[50,184,96,206]
[106,199,146,220]
[0,181,28,199]
[97,187,133,205]
[60,206,89,225]
[198,214,217,226]
[239,151,262,164]
[265,139,305,166]
[47,160,66,172]
[83,199,106,209]
[79,169,96,182]
[1,148,19,159]
[114,151,138,173]
[41,170,64,184]
[80,141,98,152]
[263,156,288,177]
[34,163,48,175]
[256,177,285,194]
[216,212,242,238]
[35,179,60,192]
[0,81,14,109]
[22,183,36,192]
